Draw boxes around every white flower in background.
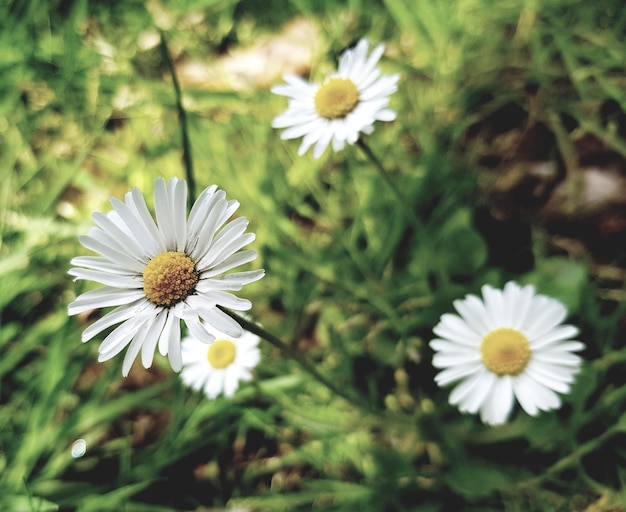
[271,38,399,159]
[430,281,584,426]
[180,325,261,399]
[68,177,264,377]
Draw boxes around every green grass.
[2,0,626,510]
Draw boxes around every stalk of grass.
[219,307,374,411]
[159,31,197,204]
[356,138,423,234]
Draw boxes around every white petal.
[109,194,162,258]
[211,291,251,311]
[513,373,561,416]
[501,282,527,329]
[524,296,567,339]
[353,43,384,83]
[525,359,579,384]
[454,294,492,334]
[312,128,334,159]
[122,325,149,377]
[524,365,572,394]
[71,256,136,275]
[167,320,183,372]
[98,314,150,356]
[482,285,505,326]
[434,362,482,386]
[68,287,146,315]
[457,371,497,414]
[430,339,479,353]
[172,178,188,251]
[539,340,585,353]
[141,309,168,368]
[185,315,217,344]
[532,350,582,366]
[81,303,142,342]
[78,234,145,273]
[189,196,237,263]
[154,177,177,249]
[180,363,207,390]
[432,314,482,346]
[222,371,240,397]
[374,108,397,122]
[480,376,514,425]
[530,325,580,349]
[187,185,219,241]
[449,369,487,407]
[204,371,225,399]
[159,310,178,356]
[199,218,254,270]
[432,352,481,371]
[197,269,265,292]
[68,268,141,289]
[198,307,244,337]
[91,211,148,262]
[128,185,167,252]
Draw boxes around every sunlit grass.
[2,0,626,510]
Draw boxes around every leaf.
[432,208,488,276]
[230,479,370,509]
[520,257,587,313]
[445,459,512,499]
[0,495,59,512]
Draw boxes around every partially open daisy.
[180,324,260,399]
[68,177,264,377]
[271,38,399,159]
[430,281,584,426]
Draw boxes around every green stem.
[219,307,372,411]
[356,138,422,233]
[580,380,626,426]
[518,423,620,489]
[592,350,626,370]
[159,31,197,204]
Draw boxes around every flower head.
[271,38,399,159]
[180,324,261,399]
[430,281,584,426]
[68,178,264,376]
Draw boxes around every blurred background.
[1,0,626,510]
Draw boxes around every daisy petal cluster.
[68,177,264,377]
[430,281,584,426]
[180,324,261,399]
[272,38,399,158]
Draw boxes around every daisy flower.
[68,177,264,377]
[271,38,399,159]
[180,325,261,399]
[430,281,584,426]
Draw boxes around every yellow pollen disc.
[480,328,531,376]
[314,78,359,119]
[207,339,237,369]
[143,251,198,307]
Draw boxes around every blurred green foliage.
[1,0,626,510]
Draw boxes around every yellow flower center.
[480,328,530,376]
[314,78,359,119]
[143,251,198,307]
[207,339,237,369]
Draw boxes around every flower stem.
[518,421,622,488]
[219,307,372,411]
[356,138,422,233]
[159,31,197,204]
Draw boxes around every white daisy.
[430,281,584,426]
[271,38,399,159]
[180,325,260,399]
[68,177,264,377]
